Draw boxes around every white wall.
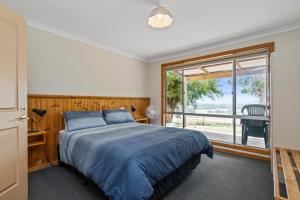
[28,26,300,149]
[147,28,300,149]
[28,27,148,97]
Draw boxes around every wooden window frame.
[160,42,274,158]
[161,42,274,125]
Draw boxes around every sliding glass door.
[235,55,269,148]
[163,52,270,149]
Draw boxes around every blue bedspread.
[59,123,213,200]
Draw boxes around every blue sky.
[197,77,260,105]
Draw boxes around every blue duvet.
[59,123,213,200]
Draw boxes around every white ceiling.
[2,0,300,62]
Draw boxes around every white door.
[0,3,28,200]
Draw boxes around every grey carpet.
[29,152,274,200]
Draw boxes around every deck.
[203,131,266,149]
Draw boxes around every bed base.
[150,153,201,200]
[58,144,201,200]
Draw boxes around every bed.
[59,110,213,200]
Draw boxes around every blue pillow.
[102,109,134,125]
[63,111,107,131]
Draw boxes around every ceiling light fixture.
[148,6,173,29]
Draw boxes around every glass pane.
[235,118,269,149]
[165,114,183,128]
[184,61,233,115]
[166,69,183,112]
[236,55,268,115]
[185,115,233,143]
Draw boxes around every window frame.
[161,42,274,147]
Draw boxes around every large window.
[162,44,272,149]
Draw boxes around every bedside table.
[28,130,46,148]
[135,117,149,124]
[28,130,50,172]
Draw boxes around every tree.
[166,71,222,122]
[187,79,223,106]
[238,76,266,103]
[166,72,183,112]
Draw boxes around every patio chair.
[240,104,269,148]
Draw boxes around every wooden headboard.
[27,94,150,170]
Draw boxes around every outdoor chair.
[240,104,269,148]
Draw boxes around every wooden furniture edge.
[278,164,298,172]
[135,117,150,124]
[273,147,300,200]
[28,130,46,136]
[50,160,59,166]
[275,146,300,152]
[28,141,45,148]
[273,148,280,199]
[28,130,46,148]
[275,197,289,200]
[279,149,300,199]
[28,162,51,173]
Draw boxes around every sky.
[197,77,261,105]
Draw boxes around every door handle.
[18,115,30,121]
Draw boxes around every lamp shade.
[131,105,136,113]
[32,108,47,117]
[148,6,173,29]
